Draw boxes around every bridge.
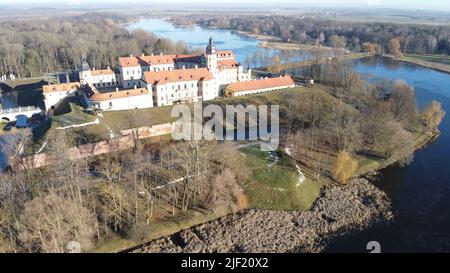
[0,106,42,122]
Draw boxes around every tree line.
[172,15,450,55]
[0,13,188,78]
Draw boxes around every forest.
[0,13,188,78]
[171,14,450,55]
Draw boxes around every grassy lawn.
[266,52,368,73]
[52,97,96,128]
[385,53,450,74]
[404,53,450,66]
[100,104,176,130]
[239,145,321,211]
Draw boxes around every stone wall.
[19,122,174,169]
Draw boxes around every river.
[126,18,325,66]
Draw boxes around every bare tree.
[18,191,95,253]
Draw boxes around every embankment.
[127,178,393,253]
[383,54,450,75]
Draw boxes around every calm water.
[325,57,450,252]
[126,18,320,66]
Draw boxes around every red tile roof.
[217,50,234,58]
[218,59,239,70]
[227,76,295,93]
[90,88,149,101]
[120,54,204,67]
[42,82,80,93]
[119,56,140,67]
[90,69,114,76]
[138,55,176,66]
[142,68,213,85]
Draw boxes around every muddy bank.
[128,178,393,253]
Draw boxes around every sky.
[1,0,450,12]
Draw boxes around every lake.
[126,18,323,66]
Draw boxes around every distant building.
[225,76,295,97]
[42,82,80,110]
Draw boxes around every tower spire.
[206,35,216,54]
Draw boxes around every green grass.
[100,104,176,130]
[240,145,320,211]
[52,97,95,128]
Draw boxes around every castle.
[42,37,294,111]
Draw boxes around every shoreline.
[266,52,369,73]
[383,54,450,75]
[127,178,393,253]
[356,129,440,177]
[151,17,337,55]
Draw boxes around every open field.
[259,41,336,53]
[405,53,450,66]
[384,53,450,74]
[266,52,368,73]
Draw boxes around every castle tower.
[206,35,216,54]
[205,36,218,74]
[78,54,91,84]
